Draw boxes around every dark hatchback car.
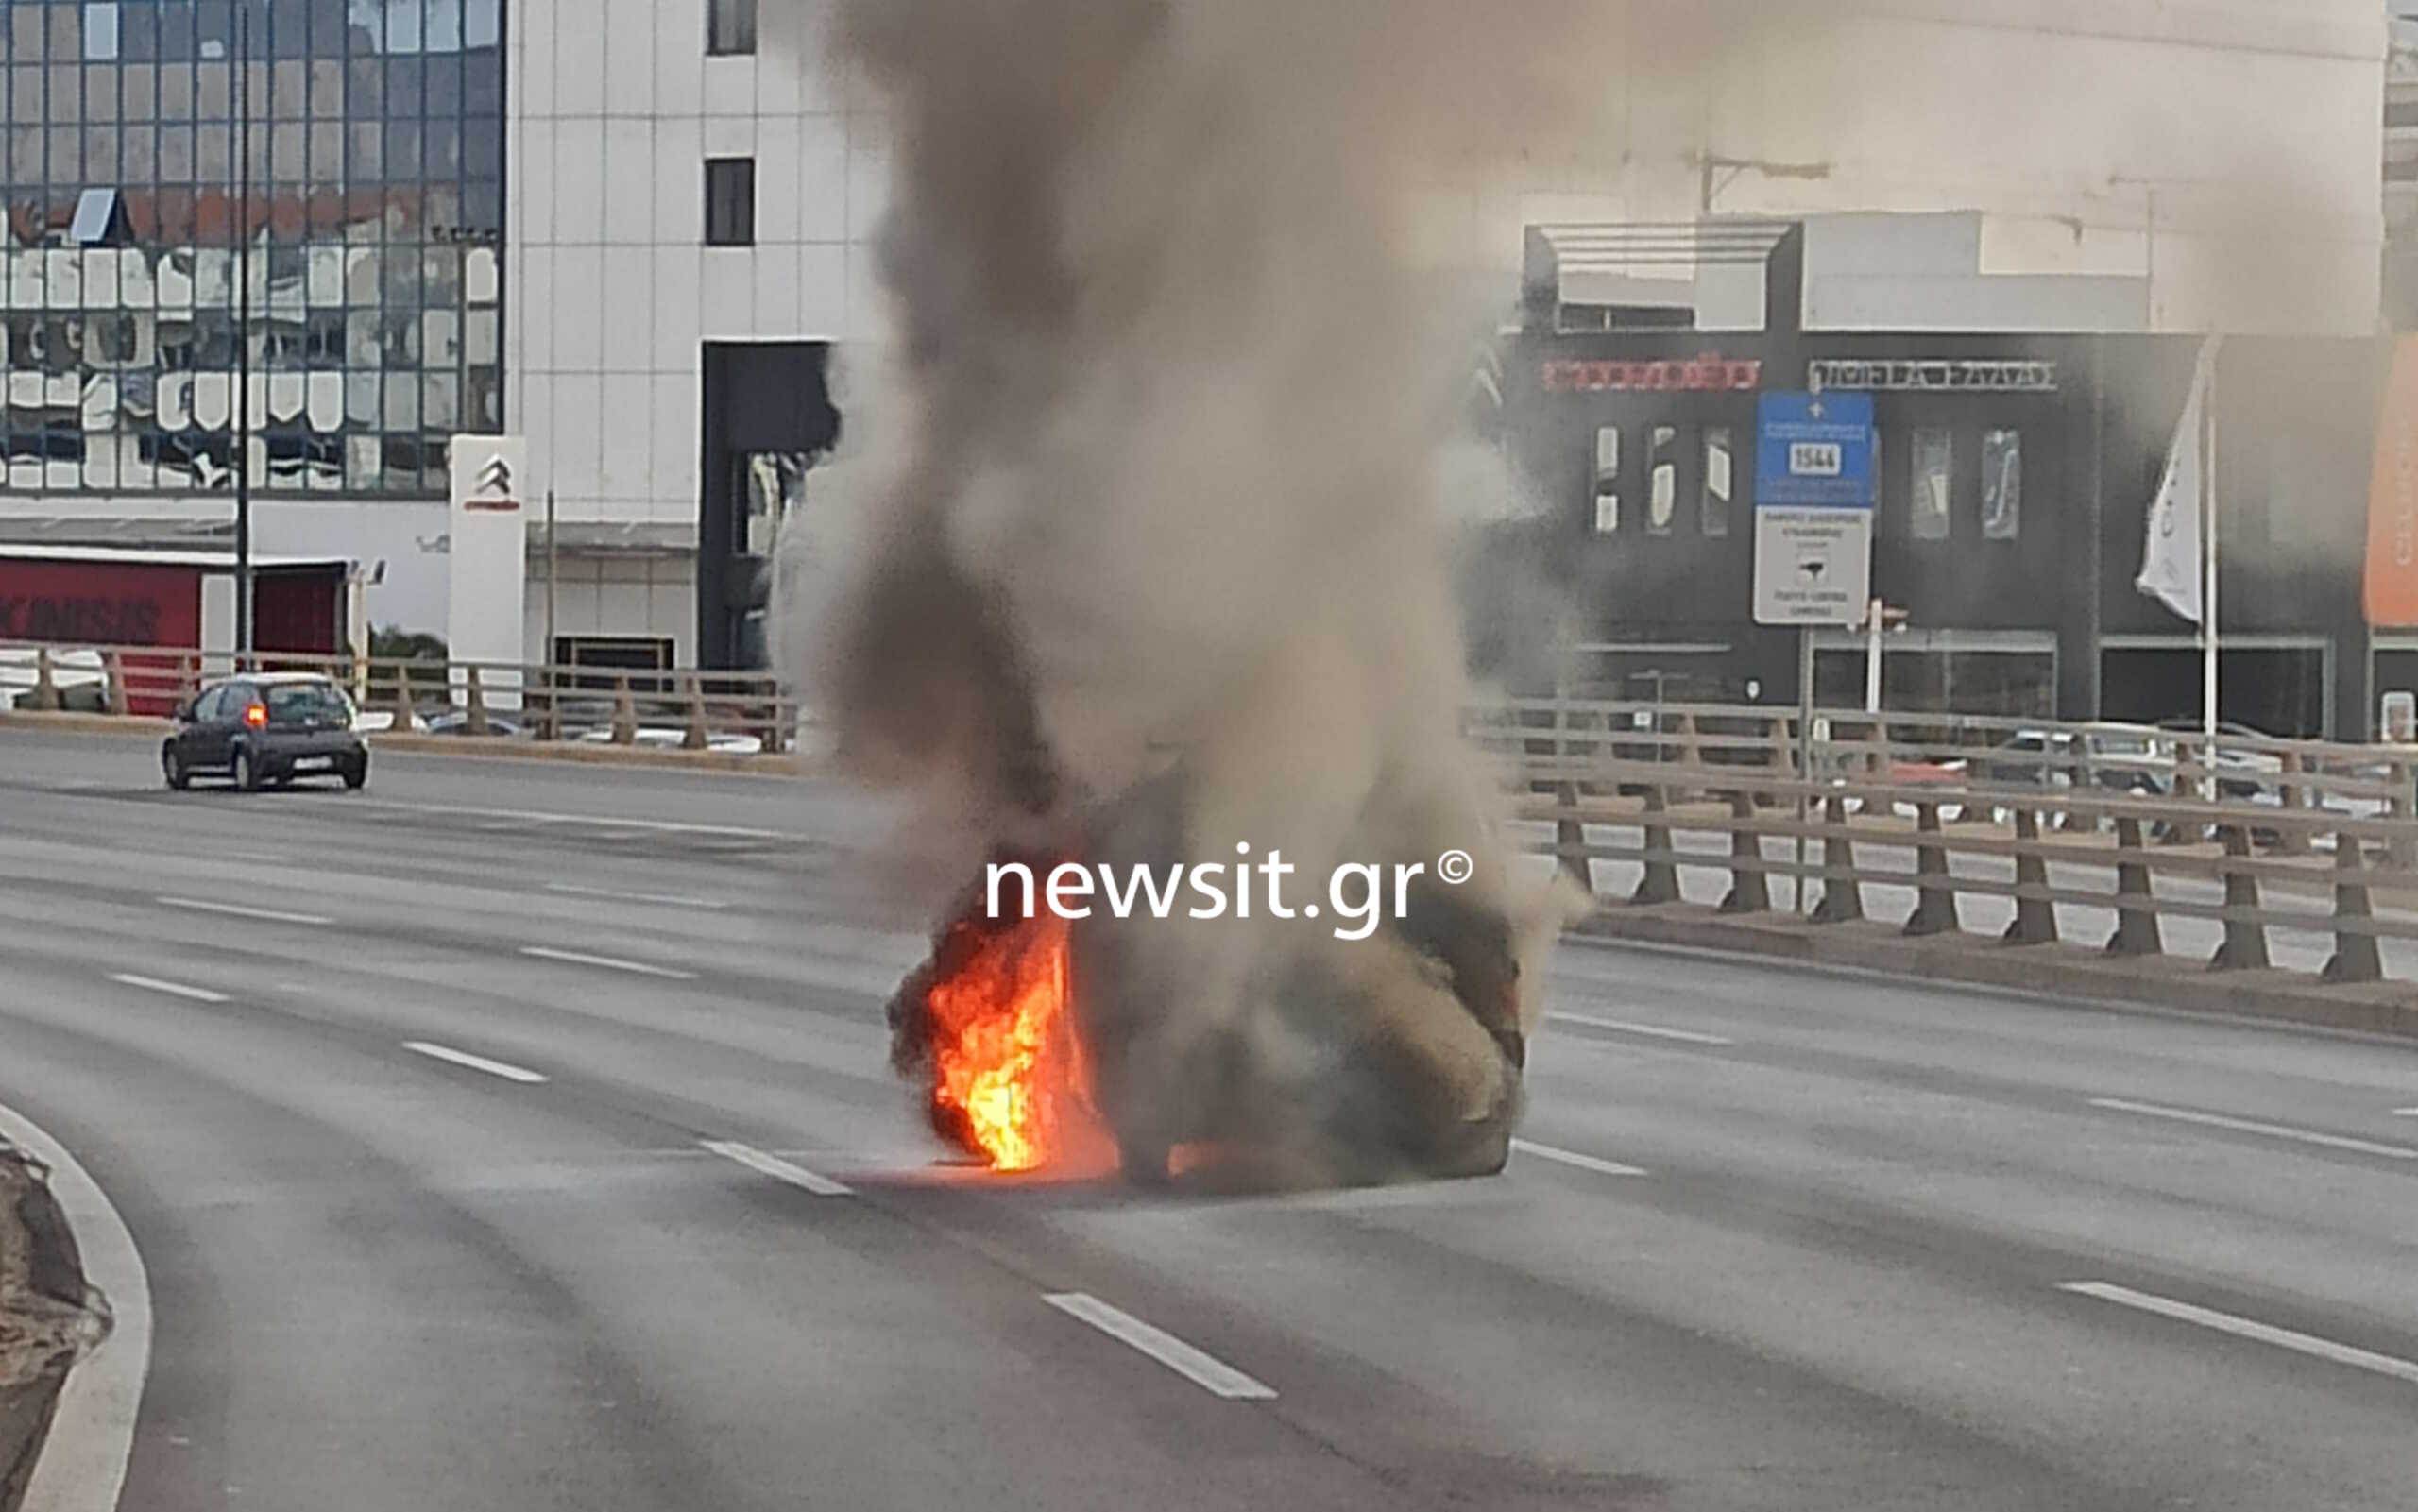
[162,673,369,791]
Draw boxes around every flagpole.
[2202,340,2219,790]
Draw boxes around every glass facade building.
[0,0,503,500]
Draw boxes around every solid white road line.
[1510,1138,1649,1179]
[2060,1282,2418,1388]
[701,1140,852,1197]
[0,1101,153,1512]
[1550,1011,1735,1046]
[2087,1097,2418,1162]
[401,1041,550,1084]
[155,895,332,926]
[545,882,731,910]
[518,944,699,980]
[349,797,794,841]
[1042,1292,1277,1401]
[106,973,230,1005]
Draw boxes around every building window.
[707,0,758,56]
[705,157,756,246]
[1982,428,2021,540]
[84,3,123,61]
[1701,426,1732,537]
[1646,424,1677,535]
[1591,425,1620,534]
[1911,428,1953,540]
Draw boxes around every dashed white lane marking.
[1042,1292,1277,1401]
[0,1100,153,1512]
[2060,1283,2418,1388]
[518,944,699,980]
[155,895,332,926]
[106,973,230,1005]
[2394,1108,2418,1117]
[1510,1138,1649,1179]
[402,1041,550,1084]
[1550,1011,1735,1046]
[701,1140,852,1197]
[2088,1097,2418,1162]
[546,882,732,910]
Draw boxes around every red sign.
[1542,356,1763,394]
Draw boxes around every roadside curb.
[369,734,817,775]
[0,715,162,739]
[0,1146,76,1512]
[0,1107,144,1512]
[0,712,824,776]
[1568,905,2418,1040]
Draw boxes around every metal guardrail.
[1500,744,2418,989]
[0,638,810,756]
[1468,699,2418,835]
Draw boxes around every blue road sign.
[1756,393,1876,509]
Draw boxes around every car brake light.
[244,703,267,729]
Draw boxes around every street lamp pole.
[232,0,254,659]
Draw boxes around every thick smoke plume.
[816,0,1601,1181]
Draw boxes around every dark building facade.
[697,338,840,670]
[1500,284,2395,739]
[1,0,504,501]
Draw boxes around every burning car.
[886,768,1541,1189]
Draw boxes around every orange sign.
[2365,336,2418,626]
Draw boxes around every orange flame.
[922,911,1109,1172]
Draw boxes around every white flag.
[2135,342,2215,624]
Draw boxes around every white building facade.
[503,0,885,669]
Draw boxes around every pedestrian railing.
[1469,697,2418,838]
[1500,749,2418,988]
[0,637,812,756]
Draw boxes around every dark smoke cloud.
[805,0,1603,1177]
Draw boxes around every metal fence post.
[683,673,710,751]
[1904,801,1959,937]
[2104,816,2163,958]
[2269,751,2309,856]
[2157,739,2198,846]
[1554,703,1592,887]
[1670,712,1703,803]
[1631,785,1681,906]
[2002,807,2057,945]
[1810,792,1863,924]
[611,674,638,745]
[1554,773,1592,892]
[2209,824,2269,972]
[31,645,59,711]
[1717,791,1770,915]
[2321,830,2385,985]
[103,650,128,717]
[2391,759,2417,871]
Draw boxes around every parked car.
[573,725,765,756]
[0,646,108,711]
[1976,724,2176,795]
[422,709,528,738]
[2153,717,2286,801]
[162,672,368,791]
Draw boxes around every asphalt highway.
[3,727,2415,1510]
